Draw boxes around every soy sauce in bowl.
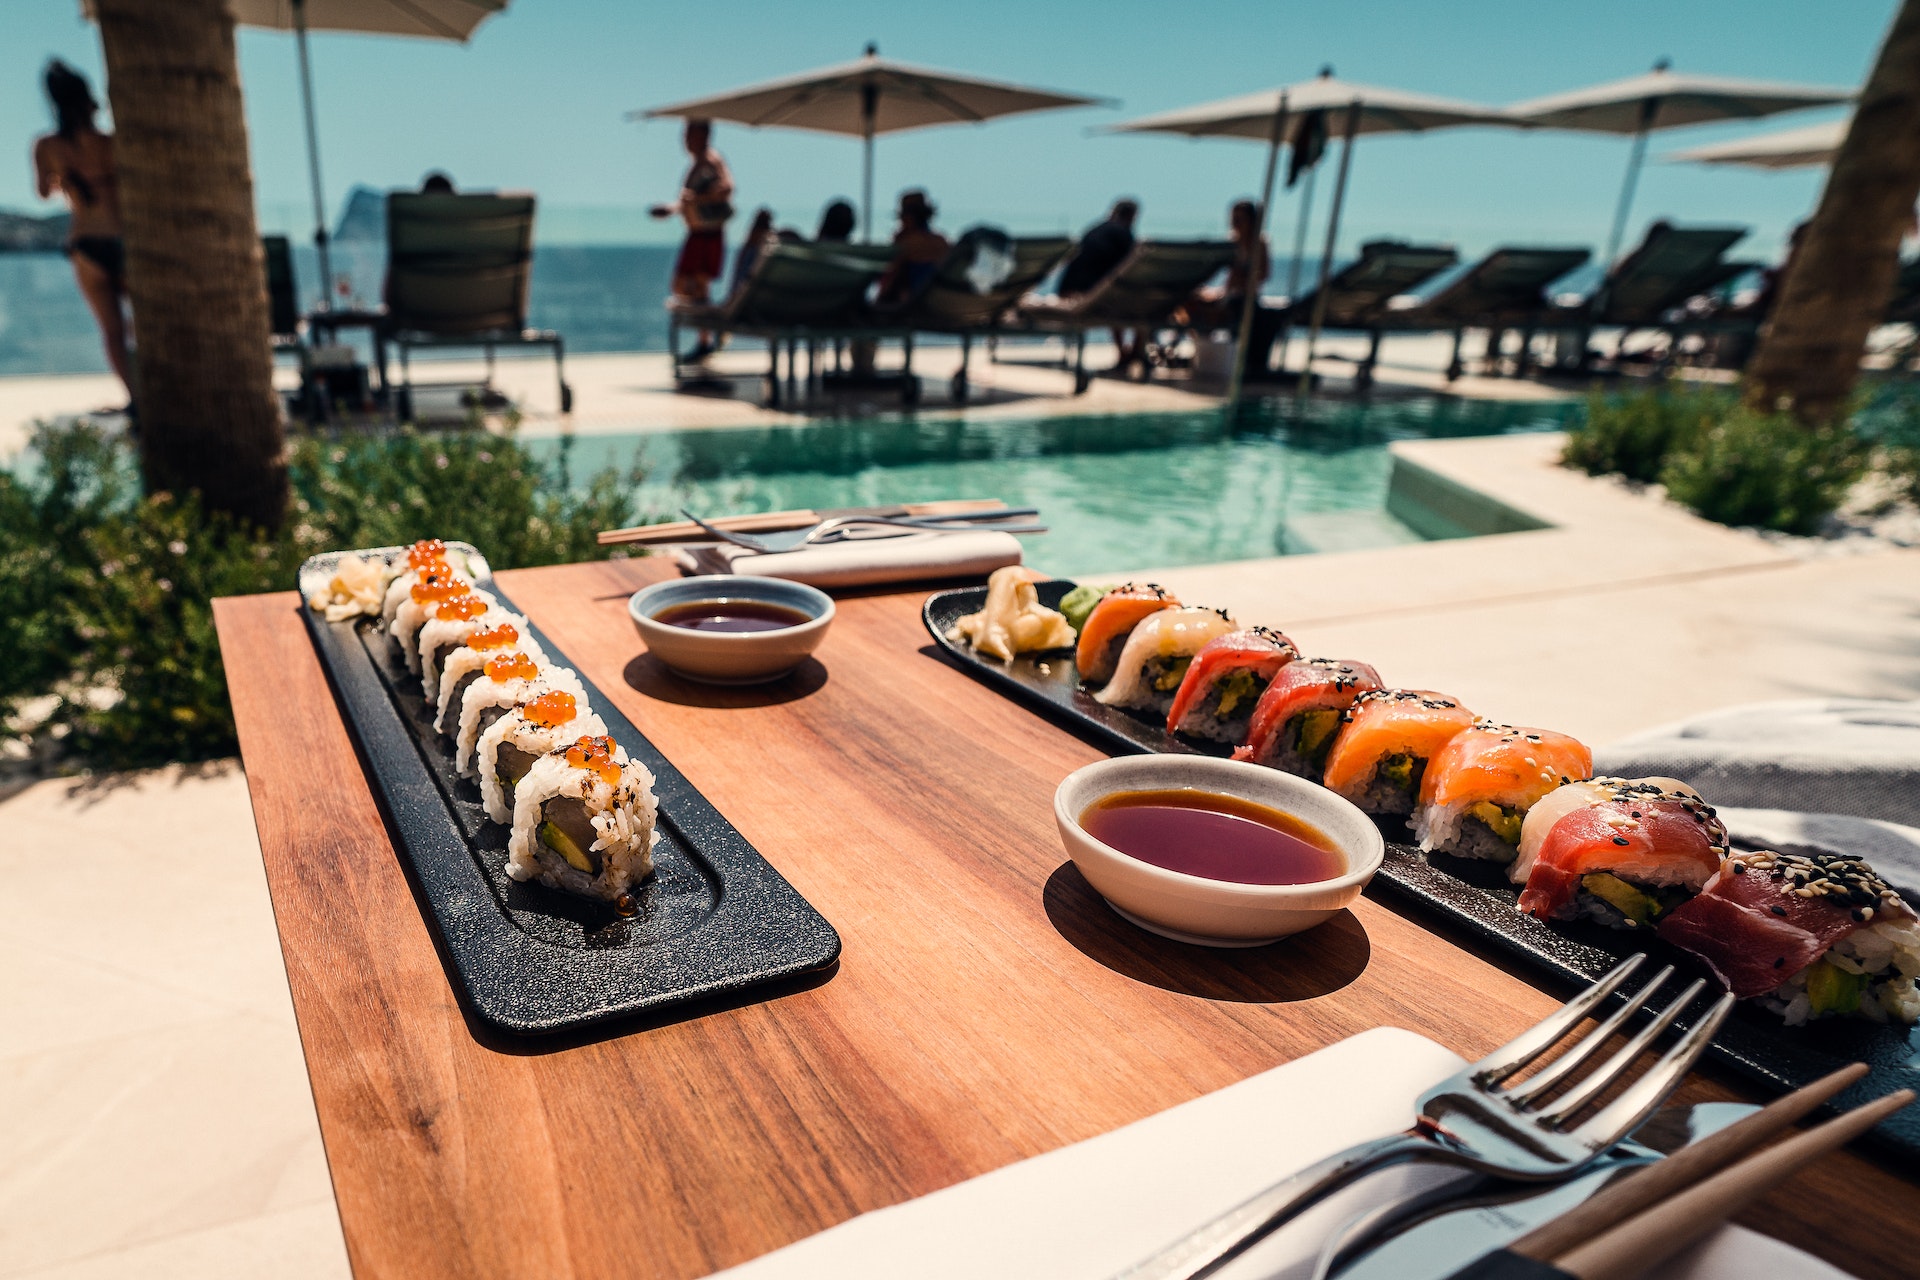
[1078,788,1344,886]
[651,599,814,634]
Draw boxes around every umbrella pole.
[1227,94,1288,406]
[1274,162,1317,375]
[861,81,878,244]
[292,0,332,313]
[1300,99,1361,402]
[1602,97,1660,270]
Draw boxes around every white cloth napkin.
[671,528,1023,589]
[708,1027,1849,1280]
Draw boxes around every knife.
[596,499,1012,546]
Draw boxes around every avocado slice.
[1152,655,1194,692]
[537,796,602,875]
[1466,800,1524,845]
[1581,873,1664,925]
[1293,709,1342,767]
[1805,959,1869,1016]
[1213,669,1260,719]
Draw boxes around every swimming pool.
[544,396,1579,577]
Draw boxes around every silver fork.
[1115,954,1735,1280]
[679,508,1045,553]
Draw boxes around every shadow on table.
[1042,861,1370,1003]
[622,652,829,707]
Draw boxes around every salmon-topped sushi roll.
[1320,689,1475,816]
[1165,627,1299,743]
[1413,721,1593,864]
[1075,583,1179,685]
[1232,658,1383,780]
[1512,777,1727,927]
[1092,606,1235,716]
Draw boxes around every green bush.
[1561,384,1727,483]
[2,419,644,772]
[1658,405,1870,535]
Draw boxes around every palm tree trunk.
[94,0,288,531]
[1745,0,1920,425]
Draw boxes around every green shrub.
[1658,406,1870,535]
[3,419,644,772]
[1561,384,1727,482]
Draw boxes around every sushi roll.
[478,689,608,823]
[453,650,588,775]
[1511,777,1727,927]
[1320,689,1475,816]
[1165,626,1299,743]
[508,734,659,906]
[380,539,458,627]
[1658,849,1920,1026]
[433,621,546,735]
[1075,583,1179,685]
[416,590,508,699]
[1093,606,1235,716]
[392,566,475,671]
[1413,721,1593,864]
[1231,658,1384,780]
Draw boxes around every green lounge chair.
[1252,240,1458,386]
[1383,246,1590,379]
[381,191,570,418]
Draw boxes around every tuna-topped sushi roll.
[1512,777,1727,928]
[509,734,658,906]
[453,650,588,775]
[1165,627,1299,743]
[416,590,509,699]
[380,539,458,627]
[478,689,608,824]
[1321,690,1475,816]
[1658,849,1920,1026]
[392,566,476,671]
[434,620,546,734]
[1232,658,1384,780]
[1093,606,1235,717]
[1413,721,1593,864]
[1075,584,1178,685]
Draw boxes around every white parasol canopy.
[1663,119,1847,171]
[635,45,1108,239]
[1112,71,1511,398]
[1509,62,1853,266]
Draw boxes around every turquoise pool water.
[543,397,1579,578]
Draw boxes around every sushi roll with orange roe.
[1075,583,1178,684]
[1232,658,1383,780]
[1165,626,1298,743]
[1413,721,1593,864]
[509,734,659,907]
[1320,689,1475,816]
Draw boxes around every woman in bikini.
[32,60,129,401]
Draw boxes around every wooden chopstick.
[596,498,1007,546]
[1509,1062,1870,1264]
[1555,1086,1915,1280]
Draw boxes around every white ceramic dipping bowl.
[628,575,834,685]
[1054,755,1383,948]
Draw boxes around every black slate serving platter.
[299,544,840,1036]
[925,579,1920,1166]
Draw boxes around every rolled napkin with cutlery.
[672,528,1025,589]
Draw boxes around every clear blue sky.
[3,0,1893,259]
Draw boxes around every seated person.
[1058,198,1141,368]
[730,207,775,295]
[420,170,455,194]
[1182,198,1269,331]
[816,199,856,243]
[874,189,950,305]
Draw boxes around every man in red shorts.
[651,119,734,362]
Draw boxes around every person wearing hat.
[875,189,950,305]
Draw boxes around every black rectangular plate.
[925,580,1920,1166]
[299,546,840,1036]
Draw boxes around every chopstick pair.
[1445,1063,1909,1280]
[597,498,1010,547]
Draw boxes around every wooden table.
[214,559,1920,1280]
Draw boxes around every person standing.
[651,118,733,361]
[32,59,129,402]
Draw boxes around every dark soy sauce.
[1079,788,1344,886]
[652,599,814,633]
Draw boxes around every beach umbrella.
[1664,118,1847,171]
[1111,70,1513,398]
[634,44,1108,241]
[84,0,514,311]
[1508,61,1853,268]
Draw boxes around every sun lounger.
[1255,240,1458,385]
[1015,239,1236,392]
[1382,246,1590,379]
[1533,224,1749,370]
[381,191,570,418]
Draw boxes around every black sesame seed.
[1774,957,1786,968]
[1612,837,1630,846]
[1771,905,1788,916]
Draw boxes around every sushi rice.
[508,736,659,904]
[478,695,609,824]
[454,656,588,775]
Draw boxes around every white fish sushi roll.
[416,592,512,699]
[1092,606,1235,716]
[392,570,482,672]
[453,651,588,775]
[433,621,546,734]
[508,734,658,905]
[477,689,608,824]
